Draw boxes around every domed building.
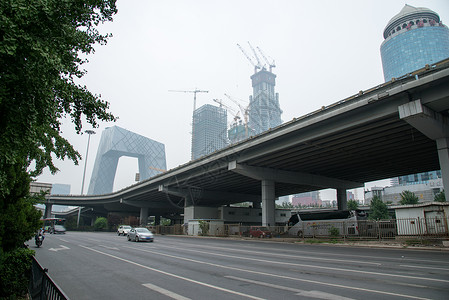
[380,4,449,81]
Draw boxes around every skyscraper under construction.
[191,104,228,160]
[247,68,282,135]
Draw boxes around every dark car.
[249,226,272,238]
[127,227,154,242]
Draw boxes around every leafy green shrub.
[94,217,108,231]
[399,190,419,205]
[434,191,446,202]
[329,226,340,237]
[198,220,209,236]
[0,247,35,298]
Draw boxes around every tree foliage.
[94,217,108,231]
[347,199,359,210]
[0,3,117,296]
[434,190,446,202]
[399,190,419,205]
[0,0,117,249]
[369,195,389,220]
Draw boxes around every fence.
[149,217,449,240]
[29,256,69,300]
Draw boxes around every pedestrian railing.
[150,217,449,240]
[29,256,69,300]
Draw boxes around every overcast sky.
[37,0,449,201]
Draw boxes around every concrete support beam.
[437,138,449,202]
[399,100,449,201]
[44,203,53,219]
[262,180,275,227]
[158,185,260,204]
[337,188,348,210]
[399,99,449,140]
[140,207,149,226]
[228,161,362,189]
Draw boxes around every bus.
[287,210,367,237]
[42,218,66,234]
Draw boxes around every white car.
[117,225,132,236]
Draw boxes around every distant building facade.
[292,191,321,207]
[191,104,228,160]
[88,126,166,195]
[51,183,71,195]
[365,178,444,204]
[248,69,282,135]
[380,4,449,81]
[381,5,448,189]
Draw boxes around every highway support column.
[262,180,276,227]
[337,188,348,210]
[140,207,149,226]
[399,99,449,202]
[44,203,53,219]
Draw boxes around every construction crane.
[224,93,250,138]
[247,41,262,70]
[213,99,241,124]
[237,43,261,73]
[256,46,276,72]
[168,89,209,112]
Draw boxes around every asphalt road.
[32,232,449,300]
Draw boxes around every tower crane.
[224,93,250,138]
[168,89,209,112]
[247,41,262,70]
[213,99,241,124]
[256,46,276,72]
[237,43,261,73]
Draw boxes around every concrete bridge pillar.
[262,180,275,227]
[437,138,449,202]
[399,100,449,202]
[154,215,161,225]
[140,207,149,226]
[44,203,53,219]
[337,188,348,210]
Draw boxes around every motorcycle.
[35,235,44,248]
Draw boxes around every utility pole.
[77,129,95,227]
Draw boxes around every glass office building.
[380,5,449,81]
[191,104,228,160]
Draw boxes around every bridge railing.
[29,256,69,300]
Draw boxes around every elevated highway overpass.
[47,59,449,226]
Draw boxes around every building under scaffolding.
[248,68,282,136]
[191,104,228,160]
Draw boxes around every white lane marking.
[156,243,381,266]
[58,238,69,243]
[161,239,449,265]
[146,245,449,283]
[400,264,449,271]
[78,245,265,300]
[99,245,119,250]
[142,283,191,300]
[225,276,354,300]
[123,245,434,299]
[49,245,70,252]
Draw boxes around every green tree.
[0,1,117,297]
[434,190,446,202]
[369,196,389,220]
[399,190,419,205]
[347,199,359,210]
[94,217,108,231]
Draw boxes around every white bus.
[287,210,367,237]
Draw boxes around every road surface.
[32,232,449,299]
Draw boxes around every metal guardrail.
[29,256,69,300]
[150,217,449,241]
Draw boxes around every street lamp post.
[77,130,96,227]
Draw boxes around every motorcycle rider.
[35,227,45,246]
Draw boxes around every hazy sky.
[37,0,449,200]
